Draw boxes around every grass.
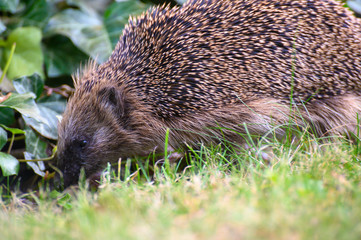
[1,129,361,240]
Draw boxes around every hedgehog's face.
[57,85,147,188]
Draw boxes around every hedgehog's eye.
[79,140,87,149]
[74,139,88,150]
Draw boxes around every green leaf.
[0,20,6,34]
[25,127,47,159]
[57,192,73,209]
[21,0,52,28]
[0,108,15,126]
[23,127,48,176]
[43,35,88,77]
[24,152,46,177]
[65,0,104,15]
[2,27,44,80]
[13,74,44,99]
[104,0,151,48]
[175,0,187,4]
[0,0,19,13]
[23,101,60,140]
[0,92,47,123]
[0,152,19,176]
[348,0,361,15]
[46,9,112,63]
[0,127,7,151]
[37,94,67,114]
[0,124,25,135]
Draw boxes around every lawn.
[1,134,361,240]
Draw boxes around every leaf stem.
[0,42,16,83]
[18,146,57,162]
[7,133,15,154]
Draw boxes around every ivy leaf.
[2,27,44,80]
[0,92,47,124]
[0,124,25,135]
[25,127,47,159]
[0,0,20,13]
[24,152,46,177]
[104,0,151,48]
[37,94,66,114]
[23,128,48,177]
[0,127,7,151]
[43,35,88,77]
[23,101,60,140]
[0,108,15,126]
[21,0,52,28]
[46,9,112,63]
[13,74,44,99]
[348,0,361,15]
[0,20,6,34]
[0,152,19,176]
[175,0,187,4]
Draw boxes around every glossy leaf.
[0,124,25,135]
[0,92,47,123]
[23,101,60,140]
[0,152,19,176]
[0,127,7,151]
[24,152,46,177]
[348,0,361,15]
[23,128,47,177]
[43,35,88,77]
[0,0,19,13]
[13,74,44,99]
[21,0,52,28]
[0,20,6,34]
[37,94,67,114]
[2,27,44,79]
[46,9,112,63]
[0,108,15,126]
[25,127,47,159]
[104,0,151,47]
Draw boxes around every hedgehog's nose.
[62,164,82,188]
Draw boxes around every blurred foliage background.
[0,0,359,192]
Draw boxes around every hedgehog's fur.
[58,0,361,186]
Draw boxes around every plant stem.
[0,42,16,83]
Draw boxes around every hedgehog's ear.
[98,86,130,118]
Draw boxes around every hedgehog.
[57,0,361,187]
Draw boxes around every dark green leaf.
[37,94,67,114]
[0,92,46,123]
[43,35,88,77]
[13,74,44,98]
[0,152,19,176]
[24,127,48,176]
[25,127,47,159]
[24,152,46,177]
[2,27,44,79]
[0,127,7,151]
[23,101,60,140]
[0,124,25,135]
[0,0,19,13]
[21,0,52,28]
[45,9,112,63]
[104,0,151,48]
[0,108,15,126]
[348,1,361,15]
[0,20,6,34]
[64,0,107,14]
[175,0,187,4]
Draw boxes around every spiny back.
[82,0,361,118]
